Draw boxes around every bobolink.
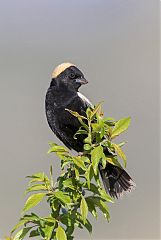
[45,63,135,198]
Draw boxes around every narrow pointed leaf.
[26,184,47,193]
[107,157,122,168]
[54,191,71,204]
[65,109,87,120]
[44,224,55,240]
[86,198,97,218]
[74,129,87,139]
[20,213,40,221]
[85,165,94,189]
[73,157,86,171]
[50,165,54,188]
[91,102,103,119]
[13,227,32,240]
[111,117,131,139]
[101,155,107,169]
[74,167,79,180]
[89,197,110,221]
[48,145,68,154]
[118,141,126,147]
[11,220,28,234]
[76,213,92,234]
[29,229,39,237]
[26,172,45,181]
[91,146,104,175]
[80,196,88,224]
[113,143,127,167]
[98,188,114,203]
[63,178,76,190]
[56,226,67,240]
[22,193,45,213]
[86,107,92,119]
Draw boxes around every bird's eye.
[69,72,75,79]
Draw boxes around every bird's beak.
[76,78,88,85]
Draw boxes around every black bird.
[45,63,135,198]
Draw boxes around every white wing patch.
[77,92,93,107]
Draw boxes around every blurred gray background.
[0,0,160,239]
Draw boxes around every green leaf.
[48,144,68,154]
[84,144,92,151]
[80,196,88,224]
[84,135,92,144]
[98,200,110,221]
[22,193,45,213]
[20,213,40,222]
[73,156,86,171]
[78,118,89,131]
[56,226,67,240]
[111,117,131,139]
[106,156,122,168]
[74,129,87,139]
[113,143,127,167]
[86,198,97,218]
[74,167,79,180]
[101,155,107,169]
[65,109,87,120]
[11,220,28,234]
[86,107,92,119]
[89,197,110,221]
[118,141,126,147]
[91,145,104,175]
[49,198,59,211]
[81,156,90,163]
[91,102,103,119]
[84,182,99,194]
[66,225,74,236]
[60,213,71,225]
[98,188,114,203]
[54,191,71,204]
[85,165,93,189]
[26,184,47,193]
[29,229,39,237]
[27,172,45,181]
[13,227,32,240]
[50,165,54,188]
[63,178,76,190]
[43,224,55,240]
[98,118,105,139]
[91,123,101,132]
[84,219,92,234]
[88,182,99,194]
[76,213,92,234]
[93,170,101,187]
[103,117,115,122]
[44,216,56,224]
[27,172,50,185]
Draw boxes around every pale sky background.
[0,0,160,239]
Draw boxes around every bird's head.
[50,63,88,91]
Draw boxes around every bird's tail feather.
[99,163,135,198]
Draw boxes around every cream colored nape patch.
[52,62,75,78]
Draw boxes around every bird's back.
[45,86,89,152]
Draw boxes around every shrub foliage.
[9,103,131,240]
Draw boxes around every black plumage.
[45,63,135,198]
[45,64,90,152]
